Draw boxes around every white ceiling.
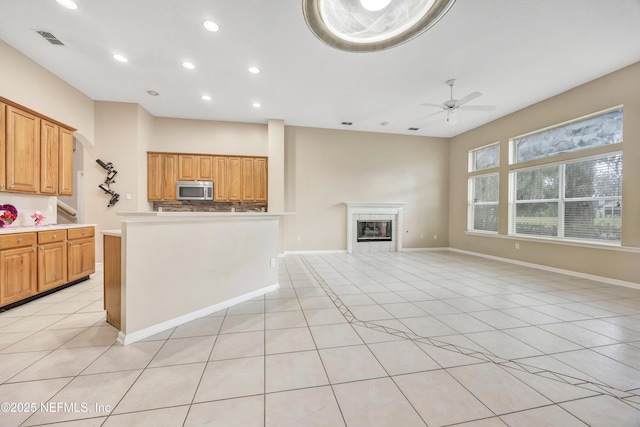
[1,0,639,138]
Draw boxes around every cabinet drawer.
[67,227,94,240]
[0,233,37,250]
[38,230,67,244]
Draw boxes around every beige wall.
[449,62,640,284]
[284,126,450,251]
[0,40,94,143]
[151,117,268,155]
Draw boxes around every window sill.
[464,230,640,253]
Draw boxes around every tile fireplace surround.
[345,202,407,254]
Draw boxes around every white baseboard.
[284,250,348,255]
[117,282,280,346]
[449,248,640,290]
[401,247,449,252]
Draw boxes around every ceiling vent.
[36,30,64,46]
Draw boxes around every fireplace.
[344,202,407,253]
[357,221,392,242]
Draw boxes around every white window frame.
[468,172,500,234]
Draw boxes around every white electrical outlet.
[515,243,520,249]
[433,234,437,240]
[270,258,276,267]
[420,234,424,239]
[296,236,301,242]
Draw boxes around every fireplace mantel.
[344,202,407,253]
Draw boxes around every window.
[509,108,623,244]
[470,142,499,171]
[469,142,500,233]
[469,173,499,232]
[512,108,623,164]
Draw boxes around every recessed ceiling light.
[203,20,219,32]
[56,0,78,10]
[248,66,260,74]
[113,54,128,63]
[182,62,196,70]
[202,95,212,101]
[147,90,159,96]
[252,102,261,108]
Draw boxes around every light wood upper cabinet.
[148,153,178,201]
[254,157,268,202]
[40,120,59,194]
[151,152,267,202]
[178,155,197,181]
[58,128,74,196]
[198,156,214,180]
[0,98,75,196]
[6,106,40,193]
[179,155,214,181]
[241,157,255,201]
[0,103,5,192]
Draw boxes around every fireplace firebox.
[357,220,392,242]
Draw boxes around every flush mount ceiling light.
[303,0,456,52]
[203,20,219,32]
[112,54,128,63]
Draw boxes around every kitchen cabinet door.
[58,127,74,196]
[0,103,6,192]
[226,157,242,201]
[6,106,40,193]
[38,241,67,292]
[178,155,197,181]
[0,245,37,306]
[68,237,95,282]
[254,157,268,202]
[40,120,59,194]
[148,153,178,201]
[198,156,214,180]
[241,157,255,201]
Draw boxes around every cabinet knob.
[9,185,14,189]
[17,237,23,243]
[53,234,57,239]
[40,246,44,250]
[0,184,4,188]
[32,247,36,251]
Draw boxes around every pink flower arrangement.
[31,211,46,226]
[1,204,18,228]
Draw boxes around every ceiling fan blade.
[416,110,445,121]
[459,105,496,111]
[455,91,482,106]
[420,102,444,109]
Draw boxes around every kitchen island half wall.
[115,211,291,344]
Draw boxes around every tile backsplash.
[152,201,267,212]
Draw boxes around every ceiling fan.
[420,79,496,123]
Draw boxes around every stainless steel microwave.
[176,181,213,201]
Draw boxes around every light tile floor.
[1,251,640,426]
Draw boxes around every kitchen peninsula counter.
[111,211,293,344]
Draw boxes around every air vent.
[408,127,419,131]
[341,122,353,126]
[36,30,64,46]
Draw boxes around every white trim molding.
[344,202,407,254]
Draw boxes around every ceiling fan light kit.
[303,0,457,52]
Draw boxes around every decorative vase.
[1,223,10,229]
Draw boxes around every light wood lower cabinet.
[68,227,95,282]
[103,235,121,329]
[37,230,67,292]
[0,233,37,306]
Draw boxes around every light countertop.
[0,223,96,235]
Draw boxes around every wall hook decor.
[96,159,120,207]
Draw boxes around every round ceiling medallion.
[303,0,456,52]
